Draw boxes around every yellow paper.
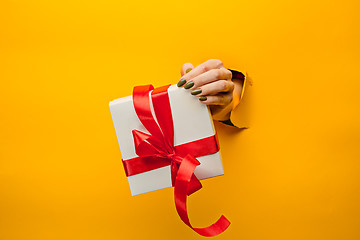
[1,0,360,240]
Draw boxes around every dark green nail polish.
[199,96,207,101]
[191,88,202,95]
[185,68,192,73]
[184,81,194,89]
[177,79,186,87]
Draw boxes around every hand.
[177,59,244,121]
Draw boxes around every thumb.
[180,62,194,76]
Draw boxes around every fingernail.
[191,88,202,95]
[199,96,207,101]
[184,81,194,89]
[186,68,192,73]
[177,79,186,87]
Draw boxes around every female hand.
[177,59,244,121]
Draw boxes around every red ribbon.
[125,84,230,236]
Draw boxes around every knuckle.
[201,64,209,73]
[228,81,235,91]
[206,59,223,68]
[212,97,220,105]
[217,95,225,104]
[216,94,232,105]
[210,59,223,66]
[225,69,232,79]
[205,59,215,64]
[218,80,228,91]
[212,69,222,79]
[226,94,233,104]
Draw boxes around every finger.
[180,59,224,82]
[198,93,233,106]
[180,62,194,77]
[191,80,234,96]
[183,68,232,90]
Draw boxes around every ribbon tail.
[187,174,202,196]
[174,155,231,237]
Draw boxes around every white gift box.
[109,84,224,196]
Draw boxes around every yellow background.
[1,0,360,239]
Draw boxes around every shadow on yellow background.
[1,0,360,239]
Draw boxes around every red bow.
[125,84,230,237]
